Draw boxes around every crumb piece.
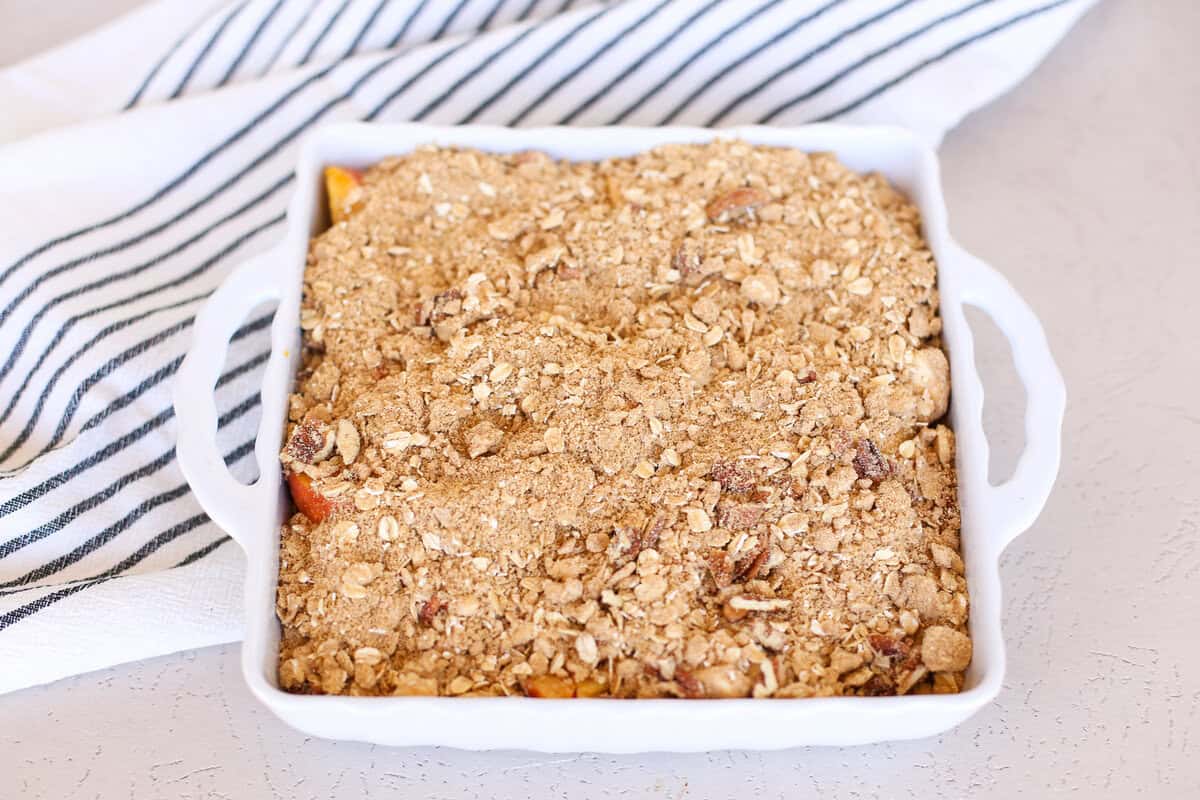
[466,420,504,458]
[921,626,972,672]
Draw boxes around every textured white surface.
[3,0,1199,796]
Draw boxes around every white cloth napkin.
[0,0,1095,695]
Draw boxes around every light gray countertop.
[3,1,1198,797]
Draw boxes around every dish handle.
[173,248,285,550]
[945,242,1066,554]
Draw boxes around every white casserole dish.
[173,123,1065,752]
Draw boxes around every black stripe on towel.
[702,0,920,126]
[655,0,847,124]
[0,65,333,297]
[0,343,270,519]
[0,431,256,596]
[262,0,323,72]
[343,0,389,57]
[610,0,785,124]
[170,1,252,99]
[432,0,475,41]
[0,292,206,432]
[814,0,1076,121]
[0,528,234,632]
[0,401,260,570]
[385,0,433,47]
[124,10,213,108]
[476,0,512,31]
[0,317,193,464]
[219,0,289,86]
[753,0,998,123]
[0,208,285,416]
[0,173,290,417]
[559,0,725,125]
[68,325,270,446]
[299,0,354,65]
[372,11,544,120]
[458,3,609,123]
[507,0,674,126]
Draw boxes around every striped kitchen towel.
[0,0,1094,694]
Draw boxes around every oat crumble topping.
[276,141,969,699]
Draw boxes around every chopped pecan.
[860,674,895,696]
[641,514,666,552]
[868,633,911,660]
[732,540,770,581]
[511,150,548,167]
[853,439,892,482]
[706,186,770,222]
[717,501,765,530]
[426,288,463,324]
[285,419,330,464]
[829,429,856,458]
[705,548,734,589]
[625,514,667,560]
[673,239,702,275]
[418,595,445,626]
[555,261,584,280]
[710,460,756,494]
[674,669,703,699]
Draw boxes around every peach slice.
[324,166,363,224]
[287,471,332,523]
[523,675,575,698]
[574,678,607,698]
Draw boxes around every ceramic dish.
[173,123,1065,751]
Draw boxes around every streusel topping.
[276,141,968,699]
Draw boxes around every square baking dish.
[174,123,1064,751]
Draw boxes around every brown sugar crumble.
[275,141,969,699]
